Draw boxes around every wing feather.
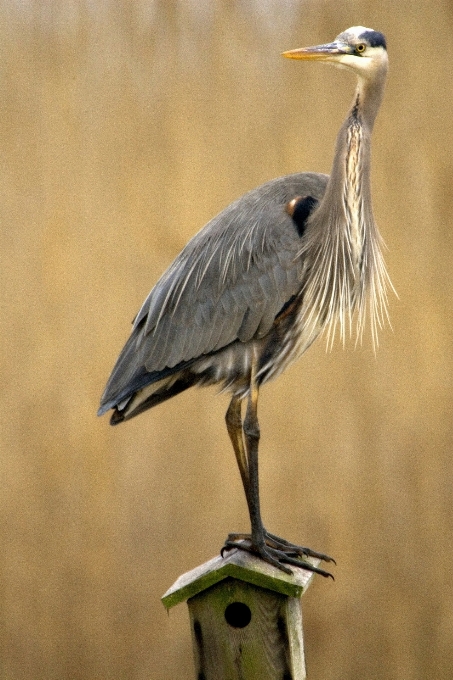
[100,172,328,408]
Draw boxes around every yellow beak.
[282,41,351,61]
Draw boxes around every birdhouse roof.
[162,548,319,609]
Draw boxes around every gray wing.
[99,172,328,408]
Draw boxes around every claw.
[221,530,335,579]
[222,539,293,575]
[266,532,336,565]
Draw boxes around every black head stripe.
[360,30,387,50]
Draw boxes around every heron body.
[99,27,391,576]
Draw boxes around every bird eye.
[355,43,366,54]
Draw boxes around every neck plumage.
[300,72,392,349]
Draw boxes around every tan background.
[2,1,453,678]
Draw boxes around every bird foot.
[221,531,335,578]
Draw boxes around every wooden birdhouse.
[162,548,321,680]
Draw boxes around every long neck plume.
[300,71,392,349]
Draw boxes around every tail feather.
[98,346,197,419]
[109,372,197,425]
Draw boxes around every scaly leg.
[222,352,335,578]
[225,395,249,497]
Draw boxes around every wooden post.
[162,548,320,679]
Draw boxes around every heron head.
[282,26,388,81]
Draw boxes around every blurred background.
[2,1,453,678]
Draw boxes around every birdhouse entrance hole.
[224,601,252,628]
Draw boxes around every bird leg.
[242,366,267,550]
[225,395,249,496]
[223,355,335,578]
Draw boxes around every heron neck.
[354,71,387,133]
[300,62,390,348]
[323,70,386,209]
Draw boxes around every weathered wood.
[162,549,320,679]
[188,578,306,679]
[162,547,319,608]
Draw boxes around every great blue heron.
[98,26,391,578]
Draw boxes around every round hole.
[224,602,252,628]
